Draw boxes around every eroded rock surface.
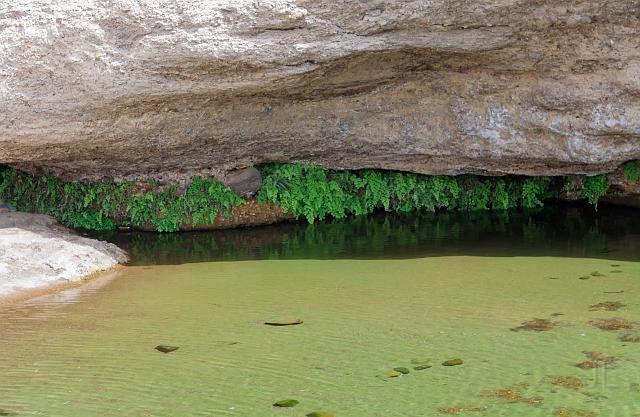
[0,212,127,298]
[0,1,639,181]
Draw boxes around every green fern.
[624,161,640,184]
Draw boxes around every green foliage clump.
[563,174,610,206]
[579,175,610,205]
[257,164,555,223]
[624,161,640,184]
[0,163,616,231]
[0,166,243,232]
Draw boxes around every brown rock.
[223,167,262,197]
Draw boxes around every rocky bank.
[0,212,127,300]
[0,0,638,183]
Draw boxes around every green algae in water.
[0,256,639,416]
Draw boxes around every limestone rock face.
[0,212,127,298]
[0,1,639,181]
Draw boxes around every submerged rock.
[264,319,303,326]
[393,367,410,374]
[588,318,634,331]
[618,332,640,343]
[511,318,559,332]
[480,386,543,406]
[576,351,618,369]
[273,399,299,408]
[438,405,487,414]
[384,370,402,378]
[306,412,335,417]
[547,376,585,389]
[554,407,597,417]
[155,345,179,353]
[442,359,463,366]
[589,301,625,311]
[413,364,432,371]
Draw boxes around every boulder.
[0,1,638,182]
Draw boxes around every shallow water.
[1,205,640,417]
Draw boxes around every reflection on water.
[0,203,639,417]
[94,203,640,265]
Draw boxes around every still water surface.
[1,205,639,416]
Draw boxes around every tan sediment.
[0,265,126,308]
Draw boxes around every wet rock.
[589,301,625,311]
[306,412,335,417]
[442,359,463,366]
[273,399,299,408]
[384,370,402,378]
[413,364,432,371]
[393,367,410,374]
[618,332,640,343]
[223,167,262,197]
[511,318,558,332]
[155,345,179,353]
[590,271,604,277]
[264,319,303,326]
[588,318,634,331]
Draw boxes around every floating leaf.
[155,345,179,353]
[273,399,299,408]
[264,319,303,326]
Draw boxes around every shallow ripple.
[0,257,639,416]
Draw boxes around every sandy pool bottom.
[0,256,639,417]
